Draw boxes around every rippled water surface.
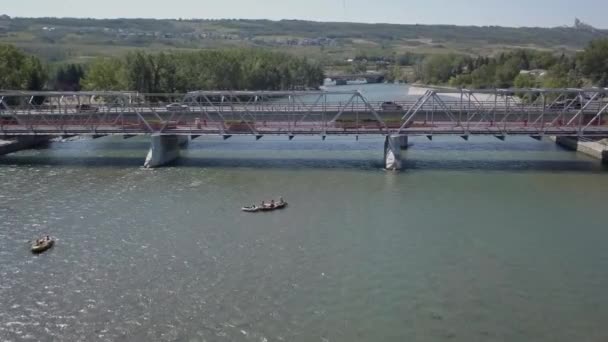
[2,85,608,342]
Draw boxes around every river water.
[1,84,608,342]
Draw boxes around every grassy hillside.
[1,17,606,64]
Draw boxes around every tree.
[449,74,472,88]
[513,73,538,88]
[23,56,47,91]
[418,54,463,84]
[397,52,424,66]
[494,58,520,88]
[517,50,530,70]
[53,64,85,91]
[81,58,127,91]
[469,63,497,89]
[385,64,403,83]
[0,44,47,90]
[578,39,608,86]
[513,73,539,102]
[528,51,557,70]
[349,61,367,74]
[155,52,178,93]
[542,61,582,89]
[125,51,153,93]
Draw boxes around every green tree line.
[82,50,324,92]
[1,44,325,92]
[414,39,608,89]
[4,39,608,93]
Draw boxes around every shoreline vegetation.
[0,45,325,93]
[411,45,601,91]
[81,50,325,92]
[0,27,608,93]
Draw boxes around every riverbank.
[551,136,608,163]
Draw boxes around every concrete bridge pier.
[552,136,608,163]
[395,135,409,150]
[178,135,191,148]
[144,135,189,168]
[384,135,405,170]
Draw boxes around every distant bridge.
[1,88,607,168]
[325,72,386,84]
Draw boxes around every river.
[1,84,608,342]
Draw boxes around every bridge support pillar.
[144,135,185,168]
[178,135,191,148]
[0,136,51,156]
[395,135,409,150]
[552,136,608,163]
[384,135,403,170]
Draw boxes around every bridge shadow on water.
[177,157,607,173]
[401,159,607,173]
[0,154,605,173]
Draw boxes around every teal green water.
[1,84,608,341]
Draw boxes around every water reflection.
[1,136,604,173]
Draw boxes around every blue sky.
[4,0,607,28]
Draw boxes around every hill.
[0,16,607,64]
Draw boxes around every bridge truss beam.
[0,88,607,138]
